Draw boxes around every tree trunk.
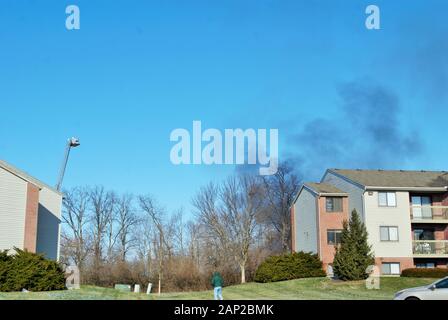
[158,276,161,295]
[281,223,290,252]
[240,264,246,284]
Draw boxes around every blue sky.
[1,1,447,215]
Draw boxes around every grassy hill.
[0,277,434,300]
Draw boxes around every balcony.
[413,240,448,257]
[410,205,448,223]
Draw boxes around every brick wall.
[23,182,39,253]
[290,205,295,252]
[317,196,349,269]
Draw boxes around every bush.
[401,268,448,278]
[0,248,66,292]
[254,252,325,283]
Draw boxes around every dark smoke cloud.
[390,25,448,104]
[285,79,424,181]
[408,39,448,102]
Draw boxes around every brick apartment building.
[291,169,448,275]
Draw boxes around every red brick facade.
[23,182,39,253]
[290,205,296,252]
[316,196,349,270]
[431,192,448,206]
[293,190,448,273]
[375,257,415,273]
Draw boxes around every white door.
[412,196,422,219]
[421,197,432,218]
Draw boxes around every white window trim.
[378,192,397,207]
[382,262,401,275]
[325,197,343,213]
[327,229,343,245]
[380,226,399,242]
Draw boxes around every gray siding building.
[0,160,62,260]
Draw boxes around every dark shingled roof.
[330,169,448,188]
[304,182,347,195]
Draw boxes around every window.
[380,226,399,241]
[382,263,400,275]
[378,192,396,207]
[413,229,435,240]
[327,230,342,245]
[326,197,342,212]
[416,262,435,268]
[436,278,448,289]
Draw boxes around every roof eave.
[365,186,448,192]
[291,184,348,207]
[0,160,63,196]
[318,192,349,197]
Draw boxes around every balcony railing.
[410,205,448,221]
[413,240,448,256]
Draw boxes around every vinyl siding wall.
[363,190,413,258]
[0,167,27,251]
[293,188,318,253]
[322,171,366,220]
[36,187,62,260]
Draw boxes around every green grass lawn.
[0,277,435,300]
[0,285,151,300]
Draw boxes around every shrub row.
[254,252,325,283]
[0,248,66,292]
[401,268,448,278]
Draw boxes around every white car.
[394,276,448,300]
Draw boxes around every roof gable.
[0,159,62,195]
[304,182,347,195]
[292,182,347,205]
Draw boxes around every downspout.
[361,187,367,222]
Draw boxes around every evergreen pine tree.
[333,209,375,280]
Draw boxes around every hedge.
[254,251,325,283]
[401,268,448,278]
[0,248,66,292]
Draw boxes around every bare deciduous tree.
[62,187,91,271]
[60,170,295,290]
[193,175,265,283]
[262,163,300,252]
[115,194,139,261]
[186,221,201,268]
[139,195,167,295]
[135,217,154,279]
[90,186,115,275]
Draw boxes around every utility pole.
[56,137,80,191]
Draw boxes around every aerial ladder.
[56,137,80,191]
